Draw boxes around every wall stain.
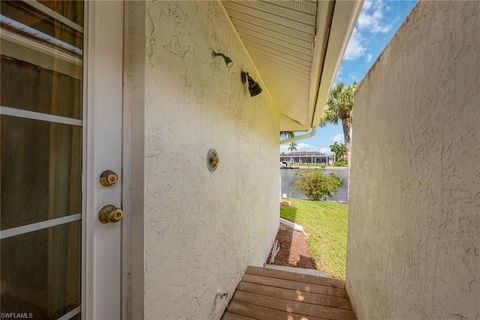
[146,7,157,65]
[159,4,191,59]
[163,36,190,58]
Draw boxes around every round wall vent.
[207,149,220,172]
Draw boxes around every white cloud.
[344,29,366,60]
[280,143,334,155]
[344,0,392,61]
[332,134,344,143]
[335,67,345,82]
[280,142,320,153]
[319,147,332,155]
[357,0,392,34]
[362,0,373,11]
[297,143,316,151]
[348,73,359,82]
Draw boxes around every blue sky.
[281,0,417,154]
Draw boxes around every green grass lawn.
[280,198,348,279]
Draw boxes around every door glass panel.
[1,221,81,319]
[1,116,82,230]
[1,1,83,319]
[37,1,84,29]
[0,1,83,53]
[1,54,82,119]
[0,0,83,118]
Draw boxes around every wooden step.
[223,266,356,320]
[227,300,330,320]
[222,312,256,320]
[238,282,352,309]
[246,266,345,288]
[242,274,348,298]
[233,291,354,320]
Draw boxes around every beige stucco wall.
[126,1,280,319]
[347,2,480,319]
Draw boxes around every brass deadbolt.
[207,149,220,172]
[100,170,118,187]
[98,205,124,223]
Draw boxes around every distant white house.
[280,151,334,164]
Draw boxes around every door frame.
[82,1,127,319]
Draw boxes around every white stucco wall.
[347,2,480,319]
[126,1,280,319]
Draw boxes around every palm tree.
[320,82,356,153]
[280,131,294,139]
[329,142,347,162]
[288,142,298,151]
[319,82,356,198]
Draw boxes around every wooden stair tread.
[222,312,257,320]
[233,291,355,320]
[237,282,352,309]
[246,266,345,288]
[222,266,356,320]
[242,274,348,298]
[225,300,331,320]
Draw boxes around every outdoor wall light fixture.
[241,71,262,97]
[212,50,233,68]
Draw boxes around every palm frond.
[280,131,295,139]
[323,82,356,122]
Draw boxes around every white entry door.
[0,1,124,319]
[84,1,124,319]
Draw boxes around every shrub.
[293,170,342,201]
[333,160,348,167]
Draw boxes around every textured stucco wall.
[346,2,480,319]
[127,1,280,319]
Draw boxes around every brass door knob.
[98,205,123,223]
[100,170,118,187]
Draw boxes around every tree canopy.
[319,82,356,127]
[280,131,294,139]
[329,142,347,161]
[288,142,298,151]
